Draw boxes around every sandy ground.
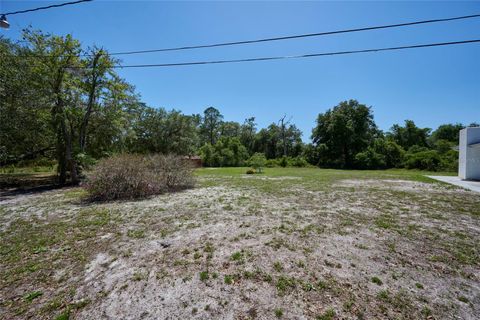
[1,173,479,320]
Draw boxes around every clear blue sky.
[2,1,480,140]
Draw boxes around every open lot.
[0,168,479,320]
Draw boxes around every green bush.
[199,137,248,167]
[438,150,458,172]
[288,156,308,167]
[354,148,386,169]
[265,159,279,167]
[246,169,255,174]
[372,139,405,168]
[248,153,266,173]
[84,154,195,201]
[403,150,441,171]
[279,156,288,168]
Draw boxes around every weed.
[273,261,283,272]
[200,271,209,282]
[24,291,43,302]
[224,275,234,285]
[127,229,145,239]
[275,308,283,318]
[371,276,383,285]
[317,308,335,320]
[415,283,424,289]
[458,296,469,303]
[276,276,296,295]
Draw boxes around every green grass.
[196,167,455,182]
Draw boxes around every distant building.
[459,127,480,180]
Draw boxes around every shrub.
[279,156,288,168]
[248,153,266,173]
[403,150,441,171]
[355,148,386,169]
[246,169,255,174]
[288,156,308,167]
[84,154,195,201]
[438,150,458,172]
[372,139,405,168]
[265,159,279,167]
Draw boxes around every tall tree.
[200,107,223,145]
[388,120,430,150]
[24,30,83,183]
[240,117,257,154]
[220,121,241,138]
[311,100,378,168]
[430,123,464,144]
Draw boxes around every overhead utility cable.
[106,13,480,56]
[103,39,480,69]
[1,0,93,16]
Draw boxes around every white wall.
[459,127,480,180]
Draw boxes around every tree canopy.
[0,30,472,177]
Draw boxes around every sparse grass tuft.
[371,276,383,285]
[274,308,283,318]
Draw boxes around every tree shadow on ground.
[0,173,74,201]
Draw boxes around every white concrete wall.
[459,127,480,180]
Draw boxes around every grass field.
[0,168,478,319]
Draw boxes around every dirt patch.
[334,178,463,193]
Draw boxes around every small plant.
[193,252,202,259]
[54,310,70,320]
[127,229,145,239]
[458,296,469,303]
[248,153,267,173]
[246,168,255,174]
[377,289,390,302]
[274,308,283,318]
[24,291,43,302]
[276,276,296,295]
[132,271,145,281]
[371,276,383,285]
[273,261,283,272]
[415,282,424,289]
[230,251,243,261]
[224,275,234,285]
[199,271,209,282]
[317,308,335,320]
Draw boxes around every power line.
[1,0,93,16]
[106,39,480,69]
[106,13,480,56]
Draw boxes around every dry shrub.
[84,154,195,201]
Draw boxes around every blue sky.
[2,1,480,140]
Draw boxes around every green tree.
[200,107,223,145]
[253,123,303,159]
[240,117,257,155]
[220,121,241,138]
[371,138,405,168]
[0,37,54,165]
[388,120,430,150]
[311,100,378,168]
[199,137,248,167]
[430,123,464,144]
[127,106,198,155]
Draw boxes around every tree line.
[0,30,477,183]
